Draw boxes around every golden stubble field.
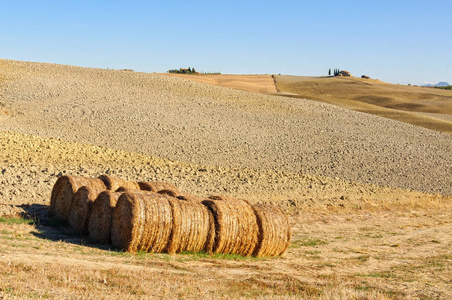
[1,200,451,299]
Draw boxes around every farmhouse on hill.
[340,70,351,77]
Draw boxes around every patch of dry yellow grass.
[1,201,451,299]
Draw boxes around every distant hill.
[274,75,452,134]
[423,81,450,87]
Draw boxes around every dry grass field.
[1,199,451,299]
[275,76,452,134]
[1,59,451,298]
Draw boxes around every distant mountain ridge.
[423,81,450,87]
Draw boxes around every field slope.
[162,73,277,94]
[275,75,452,134]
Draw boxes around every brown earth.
[1,59,451,298]
[1,59,450,194]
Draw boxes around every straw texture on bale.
[138,181,180,194]
[111,192,173,253]
[252,204,292,257]
[165,198,215,254]
[98,174,140,191]
[68,183,107,234]
[50,176,106,220]
[201,199,259,256]
[88,191,122,243]
[177,193,204,202]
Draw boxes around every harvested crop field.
[1,59,452,298]
[0,59,451,195]
[162,73,277,94]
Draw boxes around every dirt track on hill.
[0,59,451,196]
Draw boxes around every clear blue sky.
[1,0,451,85]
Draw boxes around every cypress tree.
[329,68,331,76]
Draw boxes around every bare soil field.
[1,59,451,298]
[162,73,277,94]
[275,75,452,134]
[1,59,450,194]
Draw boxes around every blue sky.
[1,0,451,85]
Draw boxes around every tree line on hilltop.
[168,67,198,74]
[168,67,221,75]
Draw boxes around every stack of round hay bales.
[68,183,107,234]
[50,175,106,220]
[111,192,173,253]
[88,191,122,243]
[138,181,180,194]
[99,174,140,191]
[165,197,215,254]
[201,197,259,256]
[252,204,291,257]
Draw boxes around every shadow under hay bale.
[208,195,251,205]
[88,191,122,244]
[165,198,215,254]
[111,192,173,253]
[50,176,106,220]
[158,189,179,198]
[98,174,139,191]
[115,186,148,193]
[68,184,107,235]
[177,193,205,202]
[138,181,180,194]
[252,204,292,257]
[201,199,259,256]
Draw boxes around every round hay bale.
[138,181,180,194]
[98,174,140,191]
[252,204,292,257]
[111,192,173,253]
[201,199,259,256]
[165,198,215,254]
[88,191,122,243]
[177,193,204,202]
[50,176,106,220]
[68,183,107,235]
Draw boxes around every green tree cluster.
[168,67,198,74]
